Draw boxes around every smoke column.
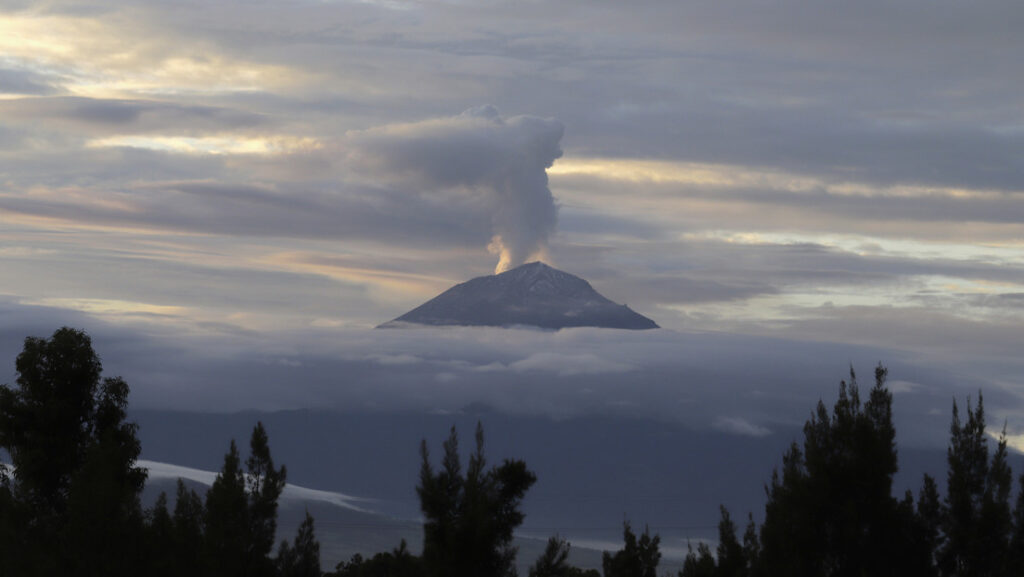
[349,106,564,273]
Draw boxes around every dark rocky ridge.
[378,261,658,330]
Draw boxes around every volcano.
[378,262,658,330]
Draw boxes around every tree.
[62,375,148,577]
[0,327,146,576]
[1009,473,1024,571]
[714,506,746,577]
[417,422,537,577]
[205,439,250,577]
[203,422,288,577]
[171,479,207,574]
[939,394,1012,577]
[601,522,661,577]
[147,492,177,577]
[741,513,759,577]
[677,506,748,577]
[0,327,104,517]
[679,542,715,577]
[757,365,919,577]
[530,535,573,577]
[247,421,288,576]
[278,510,321,577]
[914,474,942,577]
[330,540,424,577]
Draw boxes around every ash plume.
[348,106,564,272]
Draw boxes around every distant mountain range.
[379,261,658,330]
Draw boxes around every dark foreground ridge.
[378,261,659,330]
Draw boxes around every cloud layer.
[2,299,1020,452]
[1,0,1023,446]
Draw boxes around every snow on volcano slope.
[379,262,658,330]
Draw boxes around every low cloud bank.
[0,298,1015,450]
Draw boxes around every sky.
[2,0,1024,450]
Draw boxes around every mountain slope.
[379,262,658,330]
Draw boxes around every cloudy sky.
[2,0,1023,448]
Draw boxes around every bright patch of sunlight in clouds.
[552,157,1019,201]
[261,251,450,303]
[88,135,323,155]
[549,157,820,191]
[0,12,301,98]
[21,298,186,318]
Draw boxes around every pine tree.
[939,394,1012,577]
[530,536,573,577]
[246,421,287,577]
[757,365,917,577]
[916,474,942,576]
[418,422,536,577]
[716,506,747,577]
[330,539,424,577]
[147,493,177,577]
[741,513,759,577]
[278,510,321,577]
[601,522,661,577]
[679,542,715,577]
[172,479,207,575]
[1009,473,1024,571]
[205,439,250,577]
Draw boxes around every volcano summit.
[379,262,658,330]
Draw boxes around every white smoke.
[347,106,564,273]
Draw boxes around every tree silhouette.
[171,479,207,573]
[330,539,424,577]
[601,522,660,577]
[247,421,288,576]
[939,394,1012,577]
[418,422,536,577]
[679,542,715,577]
[756,365,922,577]
[0,327,146,576]
[277,510,321,577]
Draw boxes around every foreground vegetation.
[2,328,1024,576]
